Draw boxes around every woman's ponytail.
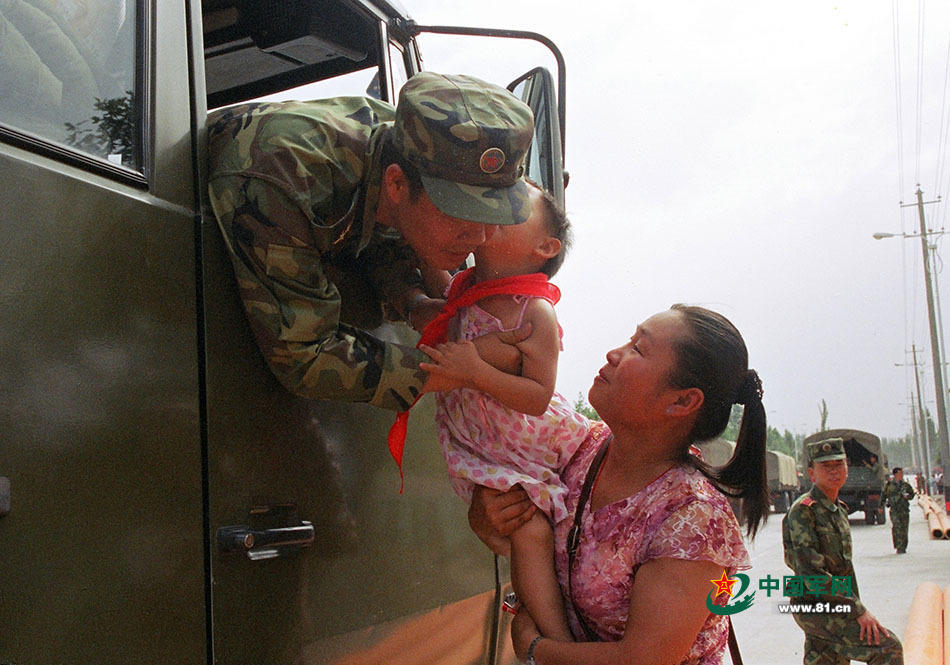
[668,305,770,539]
[718,371,769,538]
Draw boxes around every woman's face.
[589,309,687,426]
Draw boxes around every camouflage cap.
[808,437,847,463]
[392,72,534,225]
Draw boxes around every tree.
[573,393,600,421]
[65,92,137,166]
[722,405,742,442]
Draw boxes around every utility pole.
[909,393,920,470]
[902,188,950,502]
[911,344,935,493]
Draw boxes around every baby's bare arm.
[421,300,559,415]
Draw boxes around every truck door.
[198,6,568,664]
[199,2,509,663]
[0,2,206,663]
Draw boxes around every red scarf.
[387,267,561,490]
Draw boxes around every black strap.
[567,436,744,662]
[567,437,610,642]
[728,618,742,664]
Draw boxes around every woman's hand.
[468,485,537,556]
[511,607,542,661]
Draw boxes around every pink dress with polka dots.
[434,296,591,522]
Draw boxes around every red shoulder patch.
[801,497,816,507]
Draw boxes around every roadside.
[729,498,948,663]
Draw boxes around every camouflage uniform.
[782,439,903,665]
[883,476,915,553]
[206,73,533,411]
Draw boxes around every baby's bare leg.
[509,511,573,641]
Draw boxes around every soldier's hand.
[856,611,888,645]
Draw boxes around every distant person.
[206,72,535,411]
[418,182,588,642]
[467,305,769,664]
[883,467,915,554]
[865,454,885,481]
[783,438,903,665]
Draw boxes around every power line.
[893,0,905,197]
[914,0,925,183]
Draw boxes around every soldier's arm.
[209,174,427,411]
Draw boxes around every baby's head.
[474,180,572,278]
[533,182,572,277]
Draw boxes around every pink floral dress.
[434,296,590,522]
[554,423,751,664]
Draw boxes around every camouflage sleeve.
[208,173,428,411]
[782,505,867,616]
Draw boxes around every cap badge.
[822,443,831,452]
[479,148,506,174]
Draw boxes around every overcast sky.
[400,1,950,441]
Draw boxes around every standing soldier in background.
[783,438,904,665]
[883,468,915,554]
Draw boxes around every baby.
[420,183,589,641]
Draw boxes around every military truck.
[694,439,801,513]
[766,450,800,513]
[695,437,736,467]
[0,1,566,663]
[802,429,888,525]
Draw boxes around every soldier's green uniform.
[206,73,533,411]
[782,439,903,665]
[883,471,915,553]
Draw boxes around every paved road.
[727,498,949,664]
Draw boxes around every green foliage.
[573,393,600,421]
[64,92,137,165]
[722,405,742,441]
[881,435,913,468]
[724,405,801,460]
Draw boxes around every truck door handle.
[217,522,314,561]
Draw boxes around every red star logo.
[710,570,738,598]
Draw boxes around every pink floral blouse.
[553,423,751,664]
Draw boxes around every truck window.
[203,0,384,108]
[246,38,411,106]
[0,0,140,170]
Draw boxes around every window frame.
[0,0,149,187]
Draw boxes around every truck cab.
[0,1,565,663]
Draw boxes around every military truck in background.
[767,450,800,513]
[802,429,888,525]
[694,439,801,513]
[0,1,566,663]
[695,437,736,467]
